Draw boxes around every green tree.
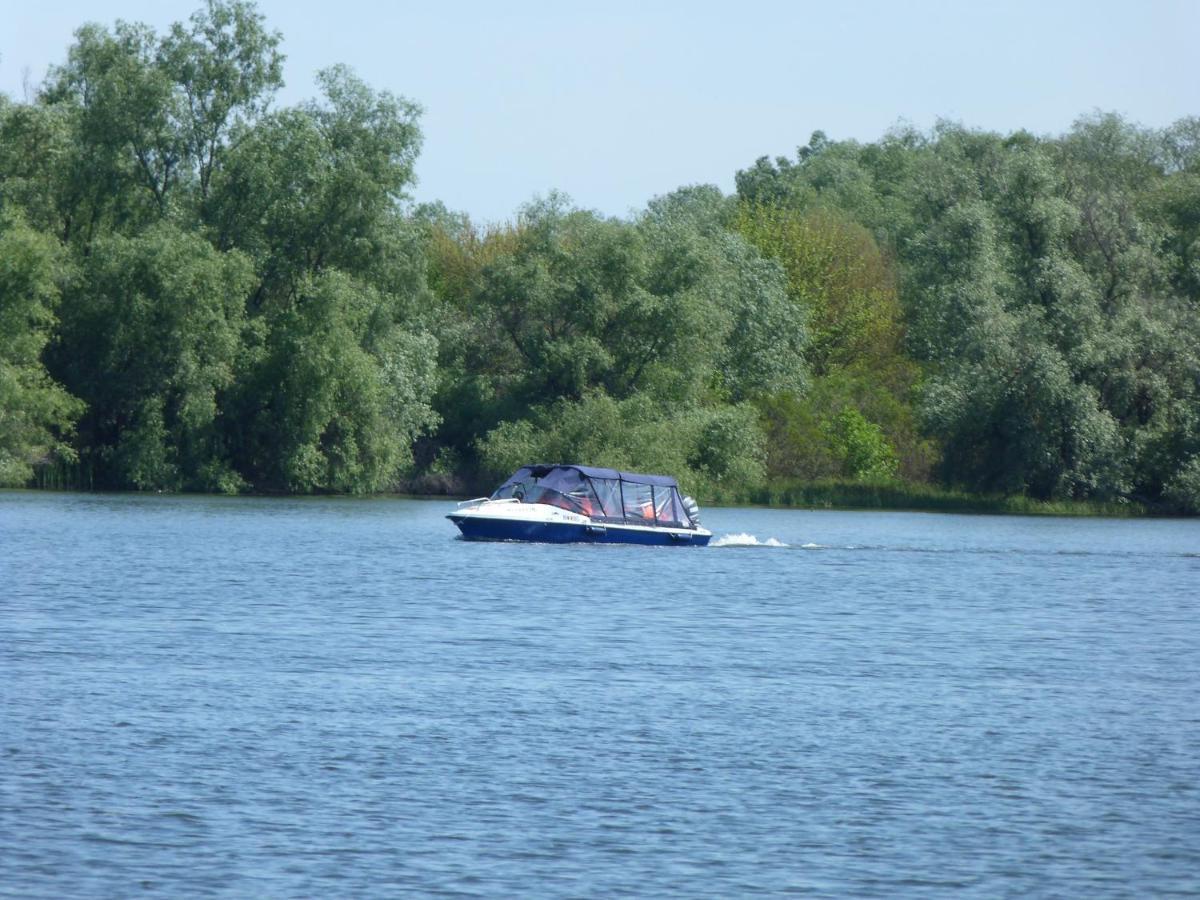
[203,64,436,491]
[208,65,422,303]
[641,186,807,402]
[160,0,284,204]
[51,223,254,490]
[732,116,1200,504]
[825,407,898,481]
[0,212,83,484]
[3,2,440,493]
[920,312,1128,498]
[477,392,765,498]
[0,97,76,235]
[734,200,925,482]
[35,0,283,236]
[38,21,177,243]
[1165,455,1200,513]
[230,270,437,493]
[734,203,902,375]
[424,189,805,480]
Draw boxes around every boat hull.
[448,511,711,546]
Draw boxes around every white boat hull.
[447,499,712,546]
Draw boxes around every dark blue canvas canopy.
[492,464,694,527]
[498,464,679,489]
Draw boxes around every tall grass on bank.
[715,479,1147,517]
[21,465,1153,517]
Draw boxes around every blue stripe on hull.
[448,515,710,546]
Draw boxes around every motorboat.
[447,464,713,545]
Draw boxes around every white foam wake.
[711,532,788,548]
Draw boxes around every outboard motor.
[682,495,701,527]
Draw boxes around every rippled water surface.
[3,492,1199,897]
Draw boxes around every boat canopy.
[492,464,696,527]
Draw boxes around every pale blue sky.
[3,0,1196,223]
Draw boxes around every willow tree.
[734,202,927,481]
[734,117,1200,505]
[0,212,83,484]
[6,1,439,493]
[50,224,254,491]
[209,66,436,492]
[425,189,805,489]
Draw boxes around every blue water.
[3,492,1199,897]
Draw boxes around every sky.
[2,0,1197,223]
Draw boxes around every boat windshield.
[492,473,597,516]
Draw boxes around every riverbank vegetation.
[2,1,1198,513]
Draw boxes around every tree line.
[2,0,1198,512]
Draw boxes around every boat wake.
[708,540,1200,559]
[711,532,789,548]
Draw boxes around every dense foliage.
[736,122,1200,509]
[2,1,435,493]
[1,2,1198,510]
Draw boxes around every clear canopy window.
[491,465,697,528]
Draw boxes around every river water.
[2,491,1198,897]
